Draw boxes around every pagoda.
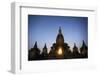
[28,41,41,60]
[49,27,71,59]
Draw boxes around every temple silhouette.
[28,27,88,61]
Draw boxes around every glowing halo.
[57,47,63,55]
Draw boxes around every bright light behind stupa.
[57,47,62,55]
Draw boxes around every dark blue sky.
[28,15,88,51]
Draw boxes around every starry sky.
[28,15,88,51]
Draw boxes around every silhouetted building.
[41,43,48,59]
[49,27,71,59]
[72,43,80,58]
[28,27,88,60]
[28,41,41,60]
[80,40,88,58]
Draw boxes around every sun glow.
[57,47,63,55]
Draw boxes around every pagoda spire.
[41,43,48,58]
[34,41,37,48]
[83,40,86,46]
[73,43,78,51]
[80,40,88,56]
[56,26,64,45]
[44,43,47,49]
[74,43,76,47]
[59,26,62,34]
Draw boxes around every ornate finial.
[59,26,62,34]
